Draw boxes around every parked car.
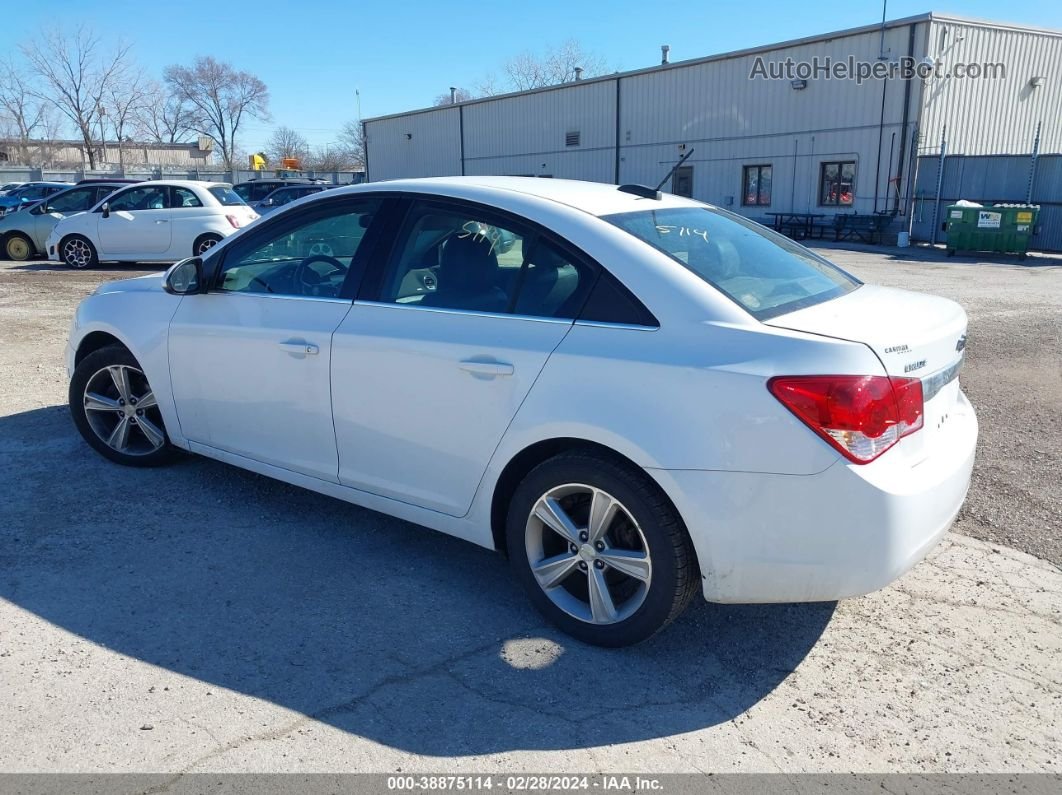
[0,182,71,216]
[254,183,339,215]
[0,182,26,196]
[0,181,134,261]
[65,177,977,646]
[233,178,324,207]
[47,181,258,268]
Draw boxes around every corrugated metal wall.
[365,14,1060,238]
[364,107,462,180]
[920,20,1062,157]
[463,80,616,179]
[366,21,931,221]
[909,153,1062,251]
[616,24,925,217]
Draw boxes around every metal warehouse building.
[363,12,1062,250]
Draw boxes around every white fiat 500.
[48,180,258,268]
[66,177,977,646]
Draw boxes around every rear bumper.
[650,390,978,603]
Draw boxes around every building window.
[742,164,772,206]
[671,166,693,198]
[565,131,580,147]
[820,161,855,206]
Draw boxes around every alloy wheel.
[524,483,652,625]
[63,238,94,268]
[196,237,219,255]
[82,364,166,455]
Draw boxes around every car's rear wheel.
[61,235,99,269]
[194,234,222,256]
[69,345,178,467]
[4,232,34,261]
[506,451,698,647]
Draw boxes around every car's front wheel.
[507,450,698,647]
[69,345,178,467]
[61,235,99,269]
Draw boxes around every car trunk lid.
[766,284,968,461]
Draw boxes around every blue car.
[0,182,72,217]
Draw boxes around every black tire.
[61,234,99,269]
[3,232,35,261]
[194,234,222,256]
[506,450,698,647]
[69,345,179,467]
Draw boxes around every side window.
[107,186,169,212]
[172,187,203,208]
[512,239,595,319]
[45,188,97,213]
[381,204,529,314]
[217,200,379,298]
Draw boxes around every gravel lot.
[0,246,1059,775]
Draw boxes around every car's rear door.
[167,195,383,482]
[331,197,597,516]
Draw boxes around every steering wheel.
[294,254,348,296]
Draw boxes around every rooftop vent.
[565,131,581,147]
[661,44,670,65]
[574,66,584,81]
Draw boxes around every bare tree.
[21,26,133,169]
[0,59,52,165]
[104,69,148,168]
[136,81,196,144]
[266,125,310,165]
[337,120,366,171]
[432,87,475,106]
[164,56,269,170]
[306,143,355,172]
[483,40,608,93]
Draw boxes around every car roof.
[336,176,701,217]
[109,180,230,189]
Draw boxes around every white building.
[364,12,1062,249]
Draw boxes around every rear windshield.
[605,206,860,320]
[209,187,246,206]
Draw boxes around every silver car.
[0,182,129,261]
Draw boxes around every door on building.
[671,166,694,198]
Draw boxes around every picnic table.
[765,212,826,240]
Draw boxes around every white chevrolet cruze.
[47,180,258,268]
[66,177,977,646]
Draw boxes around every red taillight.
[768,375,924,464]
[225,214,240,229]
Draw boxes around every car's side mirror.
[101,202,110,219]
[164,256,204,295]
[260,198,273,207]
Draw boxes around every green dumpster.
[945,203,1040,259]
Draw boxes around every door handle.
[155,219,169,224]
[458,359,514,377]
[279,340,319,356]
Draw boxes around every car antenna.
[654,148,695,193]
[617,148,695,200]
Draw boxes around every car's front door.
[97,185,172,255]
[331,199,596,516]
[167,196,382,482]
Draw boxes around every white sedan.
[65,177,977,646]
[47,180,258,268]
